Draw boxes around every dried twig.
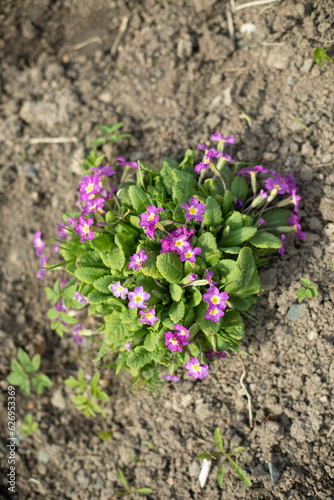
[235,0,279,12]
[240,365,253,428]
[74,36,102,50]
[111,16,129,56]
[227,4,235,48]
[29,137,78,145]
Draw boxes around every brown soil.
[1,0,334,499]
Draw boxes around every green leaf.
[7,372,24,386]
[313,47,332,66]
[261,209,292,229]
[105,312,126,344]
[227,457,252,487]
[217,463,225,487]
[128,185,150,214]
[171,169,197,189]
[30,354,41,372]
[231,176,248,201]
[222,227,257,247]
[224,247,261,298]
[172,182,195,204]
[249,231,282,249]
[156,252,184,284]
[11,360,26,377]
[99,431,112,441]
[144,332,157,352]
[65,376,81,388]
[214,427,224,453]
[196,302,221,336]
[94,275,114,294]
[59,312,77,325]
[189,288,202,307]
[142,251,163,279]
[169,284,183,302]
[188,341,200,358]
[300,278,310,288]
[197,233,221,266]
[17,348,31,368]
[99,122,124,135]
[305,288,312,298]
[223,190,232,214]
[127,346,154,369]
[309,285,318,298]
[136,488,153,495]
[21,377,31,395]
[221,246,241,254]
[47,308,60,320]
[33,374,52,394]
[297,288,306,300]
[87,289,111,304]
[221,310,245,339]
[231,446,244,455]
[100,246,125,270]
[160,158,178,194]
[89,233,114,252]
[74,267,108,285]
[169,301,185,323]
[204,196,223,227]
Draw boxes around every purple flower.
[128,286,151,309]
[139,308,159,326]
[36,269,47,280]
[163,375,180,382]
[73,324,83,345]
[125,342,131,352]
[78,173,101,201]
[33,231,45,257]
[75,216,95,243]
[184,358,209,380]
[206,350,227,358]
[67,217,77,228]
[288,214,306,241]
[211,133,235,145]
[170,234,191,254]
[291,189,301,213]
[60,278,67,288]
[204,306,225,322]
[278,234,286,256]
[160,235,173,253]
[234,198,244,210]
[237,165,268,177]
[257,217,266,226]
[285,173,298,195]
[195,147,219,174]
[100,186,116,201]
[182,197,206,222]
[188,273,198,282]
[109,281,128,300]
[90,164,115,177]
[37,255,48,280]
[172,227,194,239]
[179,246,202,263]
[164,331,183,352]
[117,156,139,169]
[174,324,189,345]
[81,198,105,217]
[56,225,68,241]
[139,205,163,239]
[206,269,218,288]
[73,291,89,305]
[219,152,234,162]
[265,173,288,194]
[128,250,148,271]
[203,287,229,310]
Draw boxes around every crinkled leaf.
[222,227,257,247]
[143,332,157,352]
[231,176,248,201]
[74,267,108,284]
[249,231,282,249]
[217,463,225,487]
[169,284,183,302]
[224,247,261,298]
[169,301,185,323]
[197,232,221,266]
[142,251,163,279]
[204,196,223,227]
[128,185,150,214]
[87,289,111,304]
[127,346,154,369]
[156,252,184,284]
[214,427,224,453]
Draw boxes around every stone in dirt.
[287,304,306,321]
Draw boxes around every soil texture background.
[1,0,334,499]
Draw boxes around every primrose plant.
[34,126,304,395]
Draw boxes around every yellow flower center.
[273,184,280,190]
[193,364,200,371]
[189,206,197,215]
[175,239,183,247]
[83,224,89,234]
[170,338,178,345]
[117,286,123,292]
[89,194,95,200]
[185,251,193,258]
[97,208,103,213]
[147,213,155,221]
[179,330,185,336]
[136,259,142,265]
[210,308,218,316]
[204,158,210,164]
[135,295,142,303]
[211,296,220,304]
[146,313,153,319]
[86,183,94,193]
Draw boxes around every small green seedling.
[296,278,318,301]
[7,348,52,395]
[98,430,113,441]
[21,413,39,435]
[198,427,252,488]
[116,470,152,498]
[89,122,133,149]
[65,369,109,418]
[313,48,332,67]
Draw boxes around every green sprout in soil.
[116,469,153,498]
[65,369,109,418]
[313,48,332,67]
[296,278,318,301]
[198,427,252,488]
[21,413,39,435]
[6,348,52,395]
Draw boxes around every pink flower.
[81,198,105,217]
[288,214,305,241]
[237,165,268,177]
[33,231,45,257]
[174,324,189,345]
[125,342,131,352]
[117,157,139,169]
[139,308,159,326]
[195,147,219,174]
[90,164,115,177]
[179,246,202,263]
[73,324,83,345]
[78,173,102,201]
[265,173,288,194]
[109,281,128,300]
[128,286,150,309]
[206,269,218,288]
[203,287,229,310]
[170,234,191,254]
[278,234,286,255]
[257,217,266,226]
[128,250,147,271]
[211,133,235,145]
[67,217,77,228]
[182,197,206,222]
[184,358,209,380]
[164,331,183,352]
[163,375,180,382]
[204,306,225,323]
[75,217,95,243]
[73,291,89,304]
[139,205,163,239]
